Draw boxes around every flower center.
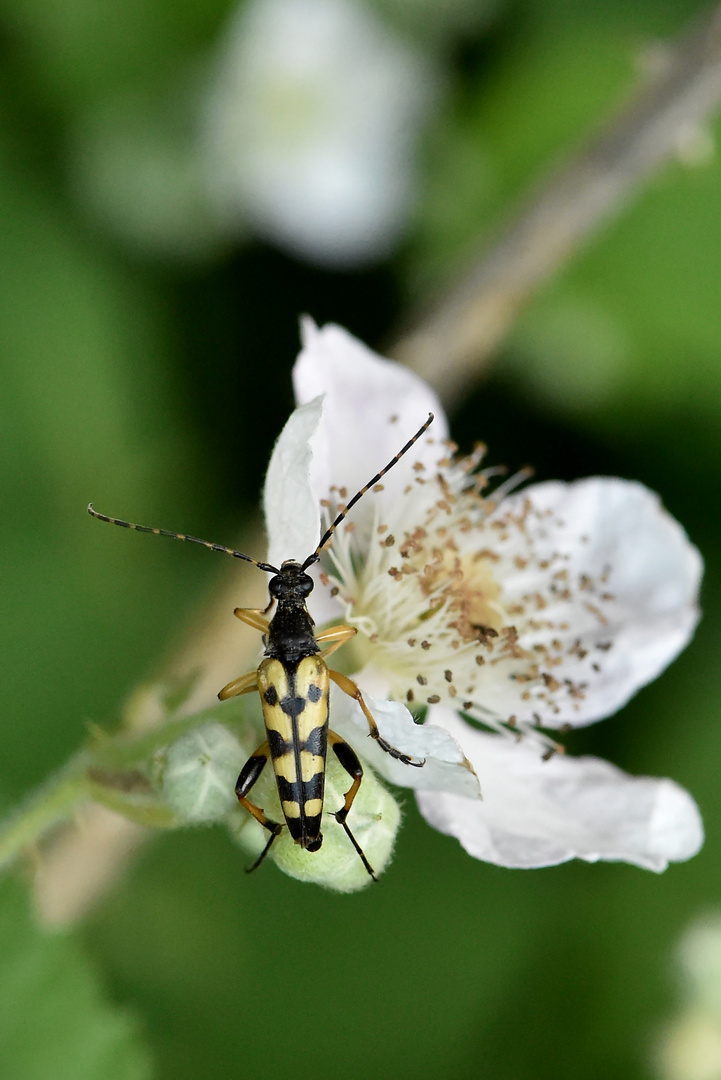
[317,445,618,759]
[320,453,525,710]
[418,548,507,642]
[258,79,325,144]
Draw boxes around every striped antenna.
[87,504,279,574]
[301,412,434,571]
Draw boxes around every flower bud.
[227,751,401,892]
[160,724,246,824]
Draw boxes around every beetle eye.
[299,574,314,596]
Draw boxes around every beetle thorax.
[264,561,319,662]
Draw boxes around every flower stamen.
[314,446,604,756]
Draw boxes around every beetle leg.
[328,669,425,767]
[218,669,259,701]
[328,731,376,882]
[315,623,357,663]
[235,741,284,873]
[233,607,271,633]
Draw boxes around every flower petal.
[293,318,448,513]
[473,477,702,726]
[329,686,481,798]
[263,395,324,568]
[416,709,704,870]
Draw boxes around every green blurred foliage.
[0,0,229,110]
[410,0,721,469]
[508,149,721,443]
[0,880,152,1079]
[0,0,719,1078]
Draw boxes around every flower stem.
[0,753,91,872]
[89,699,246,771]
[0,697,250,873]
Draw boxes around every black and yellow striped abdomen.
[257,655,330,850]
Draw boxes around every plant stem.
[0,754,91,872]
[89,701,245,773]
[0,698,250,873]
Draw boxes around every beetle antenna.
[87,504,279,574]
[301,412,434,571]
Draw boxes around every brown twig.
[392,3,721,405]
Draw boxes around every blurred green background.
[1,0,719,1077]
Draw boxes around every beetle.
[89,411,433,879]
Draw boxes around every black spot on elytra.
[307,683,323,703]
[276,776,296,803]
[280,694,306,716]
[302,772,324,802]
[263,685,278,707]
[304,826,323,851]
[267,727,290,758]
[302,725,327,757]
[286,815,303,841]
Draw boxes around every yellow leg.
[233,608,271,633]
[235,741,284,873]
[328,730,362,821]
[328,669,424,768]
[218,669,259,701]
[328,730,375,881]
[316,623,357,661]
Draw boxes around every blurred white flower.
[202,0,437,266]
[677,918,721,1018]
[654,915,721,1080]
[262,318,704,872]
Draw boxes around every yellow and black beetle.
[89,411,432,879]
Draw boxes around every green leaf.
[0,881,153,1080]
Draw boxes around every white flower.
[260,318,703,872]
[202,0,436,266]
